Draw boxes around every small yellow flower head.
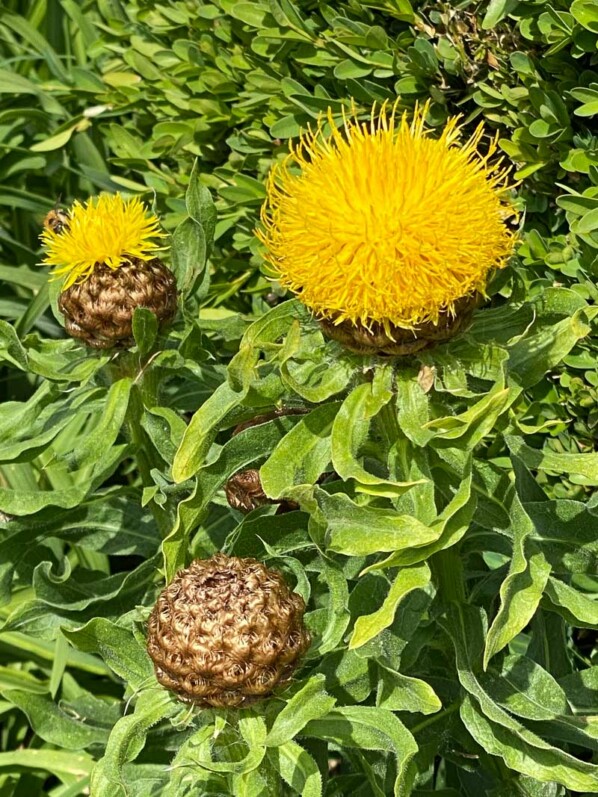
[41,194,166,290]
[258,102,517,330]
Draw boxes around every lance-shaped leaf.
[261,403,340,500]
[349,562,432,649]
[172,379,247,482]
[266,674,336,747]
[90,689,177,797]
[269,740,322,797]
[484,494,551,669]
[331,366,424,497]
[302,706,418,797]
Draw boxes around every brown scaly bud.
[318,293,479,356]
[58,258,177,349]
[224,409,307,514]
[147,554,311,707]
[225,468,273,513]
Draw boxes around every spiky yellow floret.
[41,194,165,290]
[258,102,517,330]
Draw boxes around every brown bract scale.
[58,257,177,349]
[147,554,311,707]
[319,293,480,356]
[225,468,299,514]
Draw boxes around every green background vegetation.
[0,1,597,795]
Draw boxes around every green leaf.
[482,0,518,29]
[395,368,432,446]
[461,695,598,791]
[507,436,598,486]
[522,498,598,575]
[484,495,551,668]
[193,714,267,774]
[319,648,373,703]
[376,663,442,715]
[270,740,322,797]
[65,379,132,471]
[90,689,176,796]
[279,325,356,403]
[266,675,336,747]
[319,490,438,556]
[172,379,247,482]
[0,444,128,515]
[186,159,217,255]
[302,706,418,797]
[228,301,304,391]
[0,749,93,780]
[308,557,351,656]
[0,319,28,370]
[63,619,153,690]
[164,413,302,577]
[426,384,515,449]
[350,563,431,649]
[3,689,110,749]
[371,460,475,569]
[571,0,598,31]
[508,308,595,389]
[132,308,158,357]
[543,576,598,628]
[170,217,206,298]
[331,367,423,496]
[480,654,569,721]
[446,604,598,791]
[33,557,157,612]
[261,404,339,500]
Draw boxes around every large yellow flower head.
[258,102,517,330]
[41,194,165,290]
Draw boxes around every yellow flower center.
[258,102,517,330]
[41,194,166,290]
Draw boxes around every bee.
[43,207,70,235]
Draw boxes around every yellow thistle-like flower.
[41,194,165,290]
[258,102,517,331]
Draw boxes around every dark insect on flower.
[43,208,70,235]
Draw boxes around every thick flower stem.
[107,355,175,537]
[432,545,466,604]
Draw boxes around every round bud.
[147,554,311,707]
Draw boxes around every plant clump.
[146,554,311,707]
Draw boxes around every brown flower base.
[318,293,480,355]
[225,469,298,514]
[58,258,177,349]
[147,554,311,707]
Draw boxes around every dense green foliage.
[0,1,597,795]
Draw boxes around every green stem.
[411,700,460,735]
[126,386,156,487]
[432,545,466,603]
[108,353,175,537]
